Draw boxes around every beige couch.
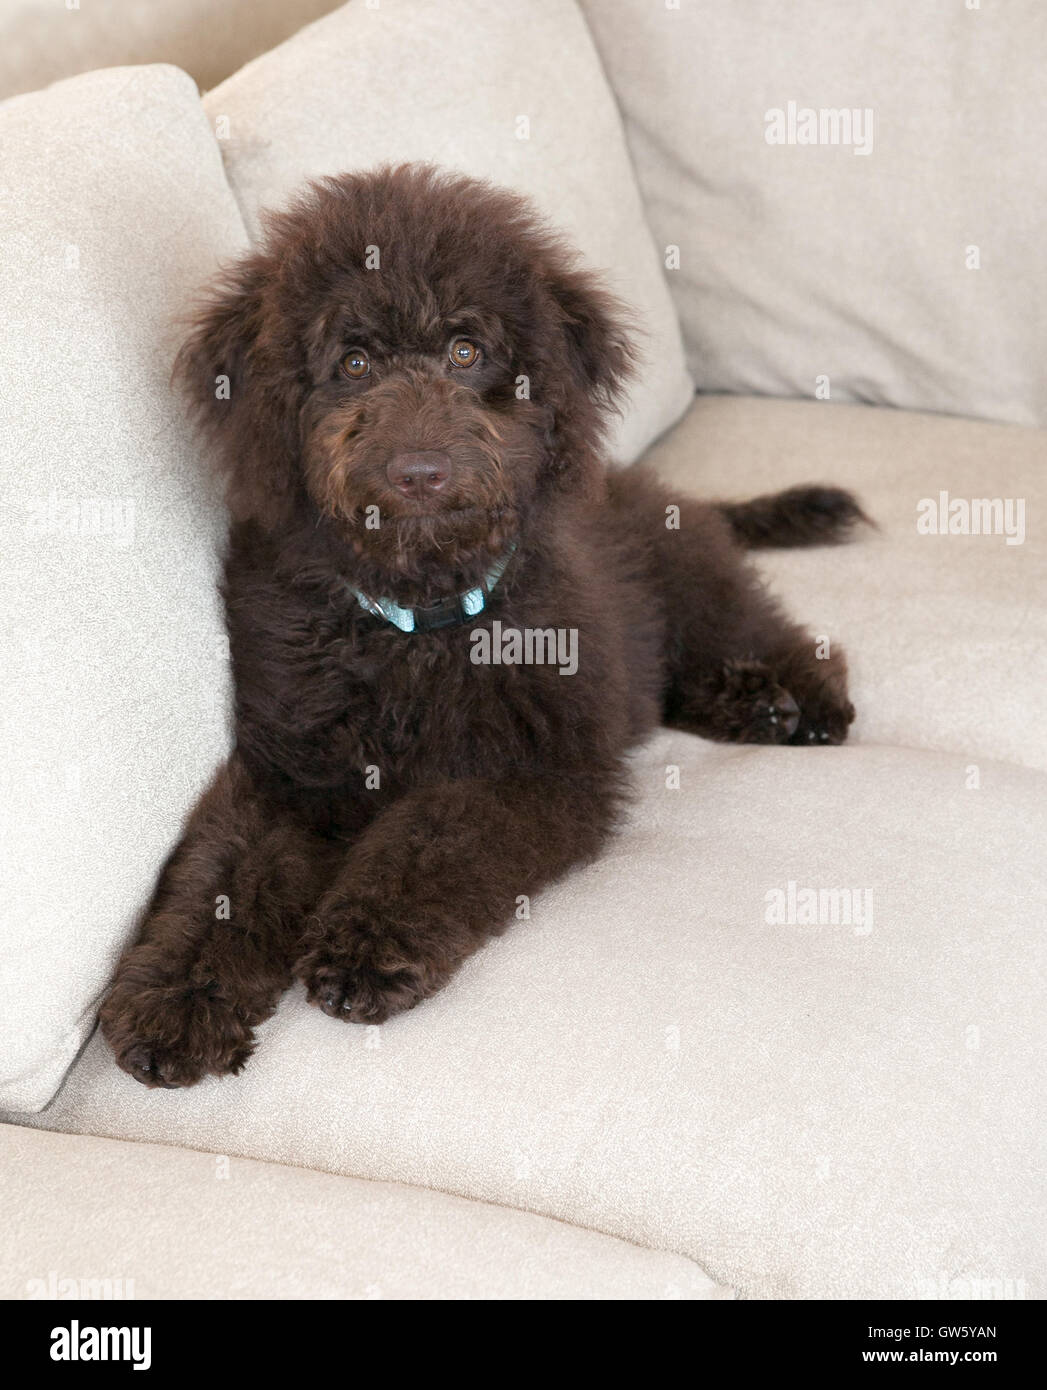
[2,1,1043,1301]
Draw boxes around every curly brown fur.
[720,484,872,550]
[99,164,865,1087]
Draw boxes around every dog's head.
[176,164,634,585]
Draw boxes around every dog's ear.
[174,256,302,529]
[537,263,637,495]
[548,266,636,410]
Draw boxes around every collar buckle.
[412,593,473,632]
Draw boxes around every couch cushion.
[645,396,1047,773]
[9,734,1044,1300]
[0,1125,728,1299]
[0,0,343,102]
[579,0,1047,430]
[202,0,694,465]
[0,65,243,1111]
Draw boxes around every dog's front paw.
[99,961,255,1089]
[297,925,437,1025]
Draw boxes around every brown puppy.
[100,164,863,1088]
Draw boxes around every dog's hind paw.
[680,658,802,744]
[789,694,856,746]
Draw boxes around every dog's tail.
[719,485,871,550]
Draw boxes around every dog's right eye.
[340,349,371,379]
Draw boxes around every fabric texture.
[0,65,244,1110]
[202,0,695,465]
[579,0,1047,430]
[0,1125,729,1299]
[0,0,343,102]
[9,727,1043,1299]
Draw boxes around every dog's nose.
[386,451,451,497]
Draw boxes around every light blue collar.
[348,543,516,634]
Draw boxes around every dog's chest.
[335,621,581,781]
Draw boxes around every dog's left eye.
[449,338,481,368]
